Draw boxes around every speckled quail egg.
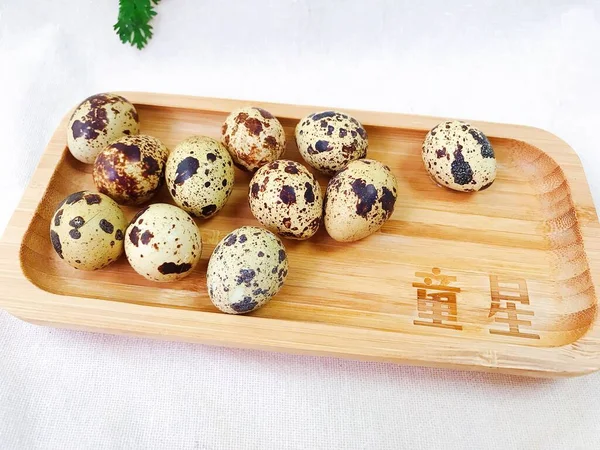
[124,204,202,282]
[67,93,140,164]
[207,226,288,314]
[324,159,398,242]
[295,111,368,176]
[165,136,235,218]
[50,191,127,270]
[249,160,323,240]
[221,106,286,172]
[93,134,169,206]
[422,120,496,192]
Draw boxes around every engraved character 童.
[413,267,462,330]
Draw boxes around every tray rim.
[2,91,600,378]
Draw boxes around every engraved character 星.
[488,275,539,339]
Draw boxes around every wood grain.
[1,92,600,377]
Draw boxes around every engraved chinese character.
[412,267,462,330]
[488,275,539,339]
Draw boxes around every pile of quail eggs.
[51,93,496,315]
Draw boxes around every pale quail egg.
[422,120,496,192]
[124,204,202,282]
[165,136,235,218]
[221,106,286,172]
[324,159,398,242]
[295,111,368,175]
[249,160,323,240]
[207,226,288,314]
[67,93,140,164]
[93,134,169,206]
[50,191,127,270]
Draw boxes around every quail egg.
[50,191,127,270]
[221,106,286,172]
[295,111,368,175]
[93,134,169,206]
[324,159,398,242]
[124,204,202,282]
[67,93,140,164]
[207,226,288,314]
[249,160,323,240]
[165,136,235,218]
[422,120,496,192]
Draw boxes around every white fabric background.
[1,1,600,449]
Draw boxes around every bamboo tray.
[1,92,600,378]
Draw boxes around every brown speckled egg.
[324,159,398,242]
[295,111,368,175]
[93,134,169,206]
[67,93,140,164]
[124,204,202,282]
[422,120,496,192]
[165,136,235,218]
[50,191,127,270]
[207,226,288,314]
[249,160,323,240]
[221,106,286,172]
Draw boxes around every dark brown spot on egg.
[99,219,114,234]
[222,179,228,187]
[236,268,256,285]
[115,229,124,240]
[255,107,274,119]
[129,226,141,246]
[326,125,334,136]
[69,229,81,239]
[315,140,331,153]
[142,156,160,177]
[278,249,286,263]
[436,148,447,159]
[239,234,247,243]
[284,164,299,174]
[283,217,292,229]
[231,296,258,313]
[251,183,260,198]
[312,111,336,121]
[304,182,315,203]
[201,204,217,217]
[224,234,237,246]
[351,178,378,217]
[140,230,154,244]
[244,118,263,136]
[481,180,495,190]
[264,135,278,150]
[69,216,84,228]
[111,141,141,162]
[54,209,64,226]
[50,230,63,258]
[451,148,474,185]
[279,186,296,205]
[222,123,228,135]
[379,187,396,219]
[339,128,347,138]
[158,262,192,275]
[174,157,199,185]
[206,153,217,162]
[65,191,86,205]
[235,112,249,124]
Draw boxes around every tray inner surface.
[21,104,597,349]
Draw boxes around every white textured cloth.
[2,1,600,449]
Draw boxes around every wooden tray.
[1,92,600,378]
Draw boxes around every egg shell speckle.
[93,134,169,206]
[422,120,496,192]
[207,226,288,314]
[50,191,127,270]
[67,93,140,164]
[124,204,202,282]
[165,136,235,218]
[221,107,286,172]
[249,160,323,240]
[324,159,398,242]
[295,110,368,175]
